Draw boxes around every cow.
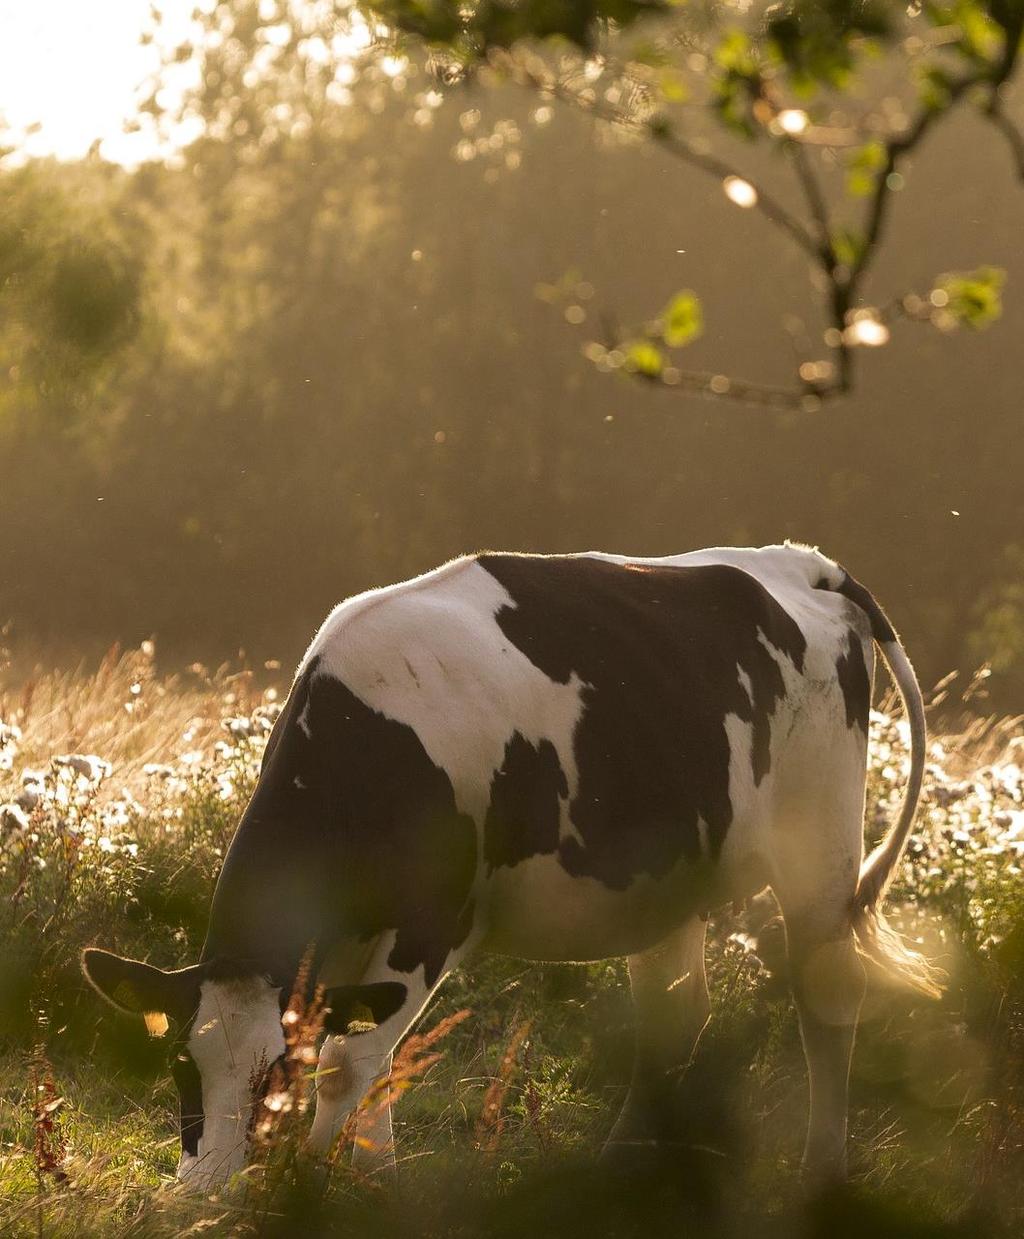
[82,543,935,1192]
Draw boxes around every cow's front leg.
[309,1036,395,1173]
[308,932,477,1174]
[604,917,711,1155]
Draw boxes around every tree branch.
[632,365,839,410]
[784,139,834,262]
[647,124,821,261]
[498,26,1022,413]
[986,97,1024,181]
[782,138,855,393]
[849,78,976,293]
[507,55,822,263]
[850,18,1022,295]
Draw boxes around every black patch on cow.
[322,981,409,1034]
[203,658,477,988]
[484,733,568,871]
[478,556,807,888]
[836,629,871,735]
[833,570,897,644]
[170,1047,203,1158]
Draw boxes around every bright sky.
[0,0,202,164]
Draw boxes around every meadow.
[1,645,1022,1237]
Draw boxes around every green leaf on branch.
[935,265,1006,329]
[766,0,894,93]
[845,140,886,197]
[918,65,956,111]
[926,1,1003,66]
[714,29,758,76]
[831,227,867,268]
[624,339,664,377]
[661,290,703,348]
[712,29,762,138]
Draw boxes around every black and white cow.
[82,543,932,1190]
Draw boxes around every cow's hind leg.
[604,917,710,1154]
[774,875,866,1183]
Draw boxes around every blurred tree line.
[0,0,1022,706]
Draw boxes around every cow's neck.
[200,780,342,989]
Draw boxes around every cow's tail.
[830,567,943,998]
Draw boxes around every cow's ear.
[321,981,407,1035]
[81,949,204,1036]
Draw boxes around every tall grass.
[1,647,1022,1236]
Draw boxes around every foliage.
[355,0,1024,408]
[935,265,1006,330]
[660,289,703,348]
[0,163,143,419]
[0,654,1023,1234]
[371,0,669,56]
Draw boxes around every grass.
[1,647,1023,1236]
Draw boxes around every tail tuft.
[852,903,945,999]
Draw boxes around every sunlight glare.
[722,176,758,208]
[776,108,809,135]
[0,0,216,165]
[844,315,891,347]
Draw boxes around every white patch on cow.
[305,560,586,827]
[721,711,762,868]
[754,626,795,678]
[735,665,753,706]
[557,775,587,848]
[178,975,284,1190]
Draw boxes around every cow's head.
[82,948,410,1189]
[81,948,286,1189]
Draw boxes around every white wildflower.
[1,802,30,833]
[53,754,112,783]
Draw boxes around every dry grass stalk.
[333,1008,473,1163]
[31,1048,67,1185]
[250,947,326,1154]
[474,1018,532,1157]
[521,1040,553,1153]
[0,641,262,802]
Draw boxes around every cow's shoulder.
[301,555,486,668]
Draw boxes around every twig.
[851,17,1022,296]
[784,139,834,261]
[509,56,821,263]
[648,124,821,261]
[782,138,855,393]
[985,98,1024,181]
[849,76,977,291]
[632,365,839,411]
